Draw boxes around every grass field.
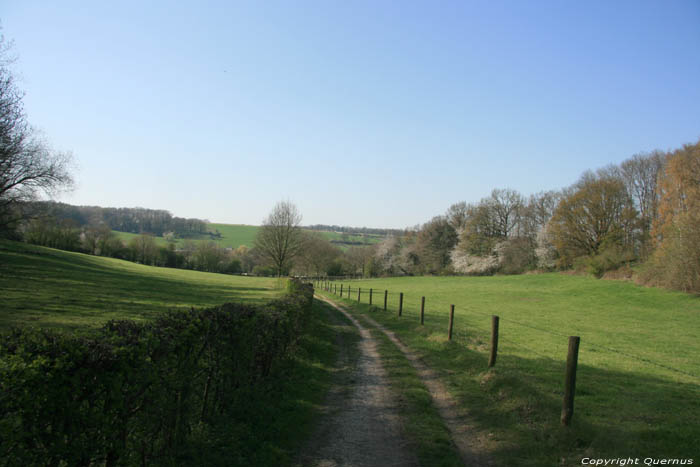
[112,224,383,250]
[0,239,281,331]
[319,275,700,465]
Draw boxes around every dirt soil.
[295,296,420,467]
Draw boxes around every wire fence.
[311,277,700,382]
[312,277,700,429]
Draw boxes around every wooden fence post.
[358,287,361,302]
[561,336,581,426]
[448,305,455,340]
[369,288,373,305]
[384,290,388,310]
[348,286,351,298]
[488,316,499,367]
[340,284,343,296]
[398,293,403,317]
[420,296,425,325]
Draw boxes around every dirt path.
[320,295,494,467]
[359,312,494,467]
[295,296,420,467]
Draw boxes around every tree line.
[293,142,698,293]
[305,224,404,237]
[25,201,208,237]
[2,26,698,292]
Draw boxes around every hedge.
[0,279,314,466]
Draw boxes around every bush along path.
[0,280,315,466]
[296,295,421,467]
[313,294,492,467]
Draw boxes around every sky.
[3,1,700,229]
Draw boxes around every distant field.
[317,230,384,249]
[112,224,385,250]
[0,240,281,331]
[320,275,700,464]
[207,223,260,248]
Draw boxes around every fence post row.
[561,336,581,426]
[488,315,499,367]
[448,304,455,340]
[318,283,583,428]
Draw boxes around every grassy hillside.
[113,223,385,250]
[207,223,260,248]
[0,239,281,331]
[320,275,700,464]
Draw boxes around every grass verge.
[180,299,347,466]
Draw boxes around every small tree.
[254,201,303,277]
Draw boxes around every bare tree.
[295,230,341,276]
[489,188,524,238]
[0,31,73,234]
[445,201,469,232]
[620,151,665,257]
[254,201,303,276]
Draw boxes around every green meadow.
[320,275,700,465]
[113,223,382,250]
[0,239,281,331]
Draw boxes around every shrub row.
[0,279,314,466]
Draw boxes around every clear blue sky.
[4,1,700,228]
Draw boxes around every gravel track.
[294,296,420,467]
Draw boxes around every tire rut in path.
[295,296,420,467]
[326,296,494,467]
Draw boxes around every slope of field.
[316,230,384,248]
[113,224,385,250]
[0,239,281,331]
[321,275,700,464]
[207,222,259,248]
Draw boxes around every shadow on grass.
[0,240,279,331]
[332,295,700,467]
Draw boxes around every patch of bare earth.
[294,296,420,467]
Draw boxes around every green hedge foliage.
[0,280,313,466]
